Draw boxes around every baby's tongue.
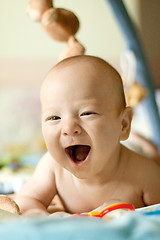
[73,145,90,161]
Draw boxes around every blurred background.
[1,0,160,87]
[0,0,160,190]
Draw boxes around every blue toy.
[105,0,160,151]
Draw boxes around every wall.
[0,0,140,87]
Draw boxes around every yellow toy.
[121,50,147,108]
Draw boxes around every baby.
[15,55,160,215]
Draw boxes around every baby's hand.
[49,211,71,218]
[23,208,49,217]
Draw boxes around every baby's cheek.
[43,126,57,141]
[91,126,109,149]
[94,125,117,151]
[43,128,59,151]
[94,123,109,139]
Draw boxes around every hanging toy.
[120,50,147,108]
[41,8,79,42]
[26,0,53,22]
[59,36,85,61]
[26,0,85,60]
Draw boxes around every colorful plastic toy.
[75,202,135,219]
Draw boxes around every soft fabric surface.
[0,212,160,240]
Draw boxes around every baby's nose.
[62,120,82,136]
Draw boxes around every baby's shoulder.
[41,152,70,177]
[36,151,60,175]
[130,149,158,167]
[133,152,160,205]
[122,146,160,179]
[125,148,160,204]
[127,148,160,189]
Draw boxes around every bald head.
[40,55,126,111]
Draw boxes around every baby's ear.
[120,107,133,141]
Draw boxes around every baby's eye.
[81,112,96,116]
[49,116,61,121]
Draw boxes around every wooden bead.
[41,8,79,42]
[59,36,85,60]
[27,0,53,22]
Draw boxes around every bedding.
[0,204,160,240]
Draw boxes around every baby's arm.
[15,152,57,215]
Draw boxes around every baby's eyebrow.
[41,104,58,112]
[76,98,100,106]
[41,110,59,118]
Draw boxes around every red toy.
[75,202,135,220]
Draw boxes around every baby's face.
[41,62,124,179]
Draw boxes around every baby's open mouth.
[65,145,91,163]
